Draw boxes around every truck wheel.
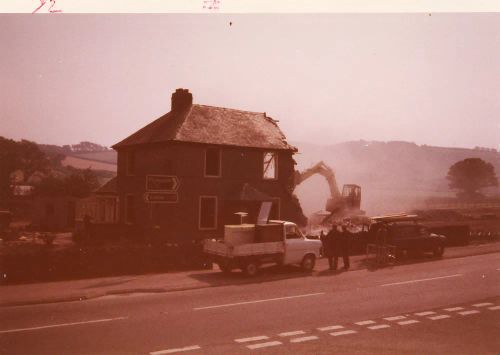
[433,245,445,257]
[301,255,316,272]
[243,262,259,277]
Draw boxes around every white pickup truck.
[204,220,322,276]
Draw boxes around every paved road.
[1,253,499,354]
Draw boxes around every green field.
[70,151,117,164]
[62,155,116,172]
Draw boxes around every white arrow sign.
[146,175,180,192]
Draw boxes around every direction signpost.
[143,192,178,203]
[145,175,180,203]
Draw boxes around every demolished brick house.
[103,88,306,242]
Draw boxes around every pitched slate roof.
[95,177,117,195]
[112,104,296,151]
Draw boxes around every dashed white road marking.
[279,330,305,337]
[398,320,420,325]
[488,306,500,311]
[381,274,463,287]
[415,311,436,316]
[247,341,282,350]
[384,316,406,321]
[444,307,464,312]
[235,336,269,343]
[0,316,129,334]
[368,324,390,330]
[473,302,494,307]
[290,336,318,343]
[318,325,344,331]
[150,345,200,355]
[355,320,375,325]
[458,310,480,316]
[330,330,357,336]
[429,315,451,320]
[194,292,325,310]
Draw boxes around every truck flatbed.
[203,239,284,258]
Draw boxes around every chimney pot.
[171,88,193,112]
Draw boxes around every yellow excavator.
[294,161,363,222]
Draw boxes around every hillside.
[70,151,117,164]
[38,143,117,172]
[61,156,116,172]
[292,141,500,216]
[37,140,499,216]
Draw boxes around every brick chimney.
[171,88,193,112]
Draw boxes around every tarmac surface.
[1,241,499,307]
[1,247,498,354]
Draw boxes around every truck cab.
[270,220,322,266]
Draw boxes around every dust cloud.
[292,140,500,218]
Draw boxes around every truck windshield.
[286,225,303,239]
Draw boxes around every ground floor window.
[97,197,119,223]
[199,196,217,230]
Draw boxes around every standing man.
[335,222,351,270]
[330,223,344,271]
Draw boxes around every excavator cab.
[342,184,361,210]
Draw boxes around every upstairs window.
[263,152,277,180]
[205,148,221,177]
[126,151,136,175]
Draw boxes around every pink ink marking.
[202,0,220,10]
[48,0,63,13]
[33,0,62,14]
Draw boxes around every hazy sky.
[1,14,499,149]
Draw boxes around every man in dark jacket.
[333,223,351,270]
[320,227,336,270]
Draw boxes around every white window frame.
[97,196,119,223]
[263,151,278,180]
[204,147,222,178]
[198,195,218,230]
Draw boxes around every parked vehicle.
[375,219,447,258]
[388,222,447,258]
[367,214,447,263]
[204,220,322,276]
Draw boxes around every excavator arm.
[294,161,362,218]
[294,161,342,200]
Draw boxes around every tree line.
[0,137,103,208]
